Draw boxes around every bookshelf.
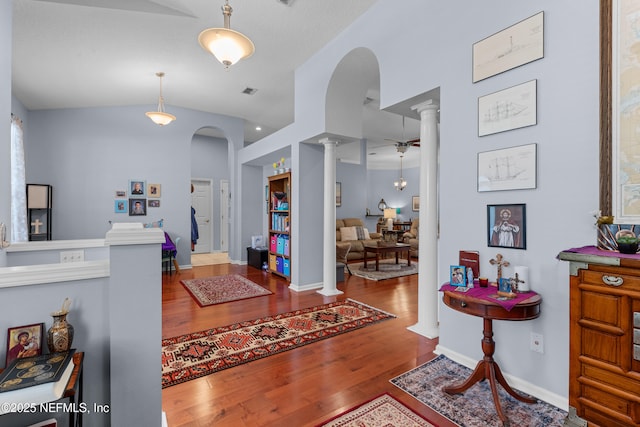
[268,172,291,280]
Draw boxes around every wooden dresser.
[559,248,640,427]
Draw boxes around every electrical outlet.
[530,332,544,353]
[60,250,85,263]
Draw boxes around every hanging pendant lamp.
[198,0,255,70]
[145,72,176,126]
[394,155,407,191]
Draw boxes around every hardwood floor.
[162,263,456,427]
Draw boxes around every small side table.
[441,288,541,425]
[247,247,268,270]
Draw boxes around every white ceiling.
[11,0,427,169]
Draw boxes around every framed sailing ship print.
[477,143,537,192]
[478,80,537,136]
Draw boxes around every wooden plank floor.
[162,262,457,427]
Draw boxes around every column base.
[407,322,439,339]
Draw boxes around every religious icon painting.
[487,204,526,250]
[5,323,44,366]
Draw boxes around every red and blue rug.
[162,299,395,388]
[180,274,272,307]
[390,355,567,426]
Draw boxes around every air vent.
[242,87,258,95]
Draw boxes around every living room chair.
[336,242,352,275]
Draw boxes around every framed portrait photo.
[129,198,147,216]
[487,204,526,250]
[114,199,128,213]
[449,265,467,286]
[6,323,44,366]
[147,183,161,198]
[129,180,146,197]
[148,199,160,208]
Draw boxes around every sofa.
[336,218,382,261]
[402,218,419,258]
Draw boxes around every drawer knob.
[602,275,623,286]
[460,301,467,308]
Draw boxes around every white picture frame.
[477,143,537,192]
[478,80,537,137]
[472,11,544,83]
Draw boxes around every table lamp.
[384,208,396,231]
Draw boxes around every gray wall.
[21,105,244,266]
[0,2,11,267]
[239,0,600,401]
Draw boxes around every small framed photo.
[412,196,420,211]
[114,199,128,213]
[6,323,44,366]
[498,277,512,293]
[129,198,147,216]
[129,180,146,197]
[487,204,526,250]
[450,265,466,286]
[115,190,126,198]
[336,182,342,207]
[148,183,161,198]
[148,199,160,208]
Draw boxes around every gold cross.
[31,219,43,234]
[489,253,509,282]
[511,272,525,292]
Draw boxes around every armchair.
[402,218,419,258]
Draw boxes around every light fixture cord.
[157,74,165,113]
[222,0,232,29]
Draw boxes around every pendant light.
[198,0,255,70]
[145,72,176,126]
[394,155,407,191]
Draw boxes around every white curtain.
[10,114,27,242]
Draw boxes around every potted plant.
[616,235,639,254]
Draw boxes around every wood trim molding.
[600,0,612,215]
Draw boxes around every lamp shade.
[384,208,397,219]
[145,111,176,126]
[198,28,255,68]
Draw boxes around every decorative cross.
[31,219,43,234]
[511,272,525,293]
[489,253,509,283]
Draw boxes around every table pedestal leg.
[443,318,536,425]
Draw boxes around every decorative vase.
[47,311,74,353]
[617,242,639,254]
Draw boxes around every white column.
[317,138,343,296]
[408,100,439,338]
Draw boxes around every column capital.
[318,137,339,146]
[411,99,439,114]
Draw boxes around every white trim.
[0,260,110,288]
[289,281,323,292]
[6,239,106,252]
[105,223,165,245]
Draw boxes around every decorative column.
[408,100,439,338]
[317,138,343,296]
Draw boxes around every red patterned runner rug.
[161,299,395,388]
[317,393,435,427]
[180,274,272,307]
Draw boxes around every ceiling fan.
[385,116,420,153]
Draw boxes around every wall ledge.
[0,260,110,288]
[105,222,165,246]
[6,239,106,252]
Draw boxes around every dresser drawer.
[581,268,640,292]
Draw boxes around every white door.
[220,180,229,252]
[191,179,212,254]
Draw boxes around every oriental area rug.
[317,393,435,427]
[180,274,272,307]
[350,260,418,281]
[161,299,395,388]
[390,355,567,427]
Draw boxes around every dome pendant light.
[145,72,176,126]
[198,0,255,70]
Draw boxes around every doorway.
[191,179,212,254]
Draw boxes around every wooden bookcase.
[267,172,291,280]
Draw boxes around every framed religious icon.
[487,204,527,250]
[5,323,44,366]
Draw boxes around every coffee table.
[363,243,411,271]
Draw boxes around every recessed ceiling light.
[255,126,262,131]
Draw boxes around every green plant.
[617,235,639,244]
